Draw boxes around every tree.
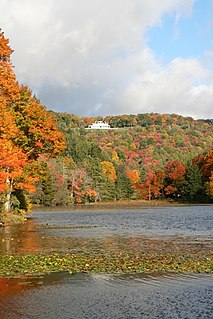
[96,174,116,202]
[194,150,213,181]
[137,114,152,127]
[193,149,213,201]
[0,139,39,212]
[126,169,139,190]
[0,97,19,141]
[101,161,116,182]
[68,168,96,204]
[164,160,186,197]
[182,164,204,201]
[0,30,66,215]
[115,165,133,200]
[0,30,20,105]
[12,85,66,159]
[139,166,163,201]
[206,172,213,199]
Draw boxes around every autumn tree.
[0,30,19,105]
[11,85,66,159]
[0,139,39,212]
[0,30,66,216]
[193,149,213,201]
[126,169,139,185]
[101,161,117,182]
[164,160,186,197]
[139,166,164,201]
[0,97,19,141]
[69,168,97,204]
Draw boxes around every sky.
[1,0,213,119]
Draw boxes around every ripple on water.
[0,272,212,319]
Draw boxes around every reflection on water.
[0,272,212,319]
[0,205,212,256]
[0,218,212,257]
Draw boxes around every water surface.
[0,272,212,319]
[0,205,212,318]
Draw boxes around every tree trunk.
[4,176,13,212]
[148,184,151,201]
[4,190,12,212]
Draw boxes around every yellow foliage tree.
[101,161,116,182]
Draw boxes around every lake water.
[0,205,212,318]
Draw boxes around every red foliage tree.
[164,160,186,197]
[193,149,213,198]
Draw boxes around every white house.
[87,121,111,129]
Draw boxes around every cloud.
[1,0,212,118]
[118,56,213,119]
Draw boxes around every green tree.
[182,164,204,202]
[40,168,56,206]
[97,175,116,201]
[115,165,134,200]
[137,114,152,127]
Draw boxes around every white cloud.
[1,0,212,119]
[118,57,213,118]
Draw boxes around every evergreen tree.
[96,174,116,202]
[115,165,133,200]
[41,169,56,206]
[182,164,204,202]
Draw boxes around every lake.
[0,205,212,318]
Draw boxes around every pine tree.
[182,164,204,201]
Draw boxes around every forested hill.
[52,111,212,167]
[28,110,211,205]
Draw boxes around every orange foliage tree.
[139,166,164,201]
[126,169,139,189]
[0,30,66,214]
[0,139,39,212]
[12,85,66,159]
[0,30,20,104]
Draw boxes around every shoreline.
[32,199,213,213]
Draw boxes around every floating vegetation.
[0,210,212,277]
[0,250,212,277]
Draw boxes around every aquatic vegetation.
[0,250,212,277]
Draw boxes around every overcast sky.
[1,0,213,119]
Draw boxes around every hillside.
[53,112,213,167]
[29,111,212,206]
